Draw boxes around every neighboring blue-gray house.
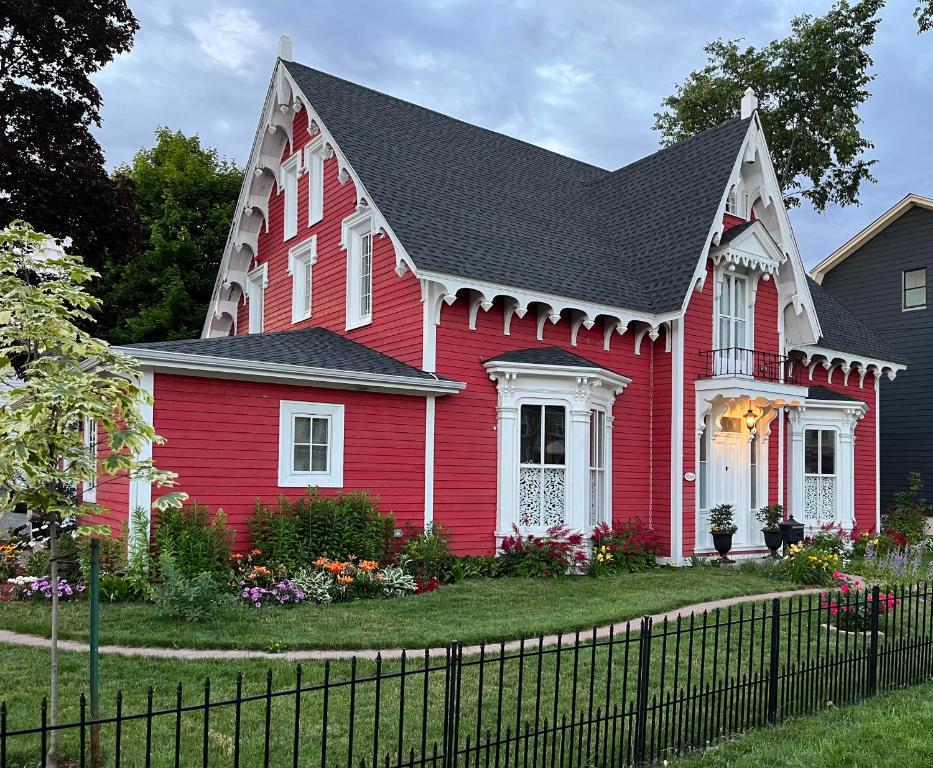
[812,194,933,506]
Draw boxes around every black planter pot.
[711,531,735,563]
[762,529,783,559]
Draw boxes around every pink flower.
[840,585,849,594]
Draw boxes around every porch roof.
[805,385,862,403]
[485,346,617,372]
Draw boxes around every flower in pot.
[756,504,784,559]
[708,504,737,563]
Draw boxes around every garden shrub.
[153,552,224,622]
[400,524,454,580]
[152,502,233,581]
[589,519,658,575]
[855,541,931,587]
[780,541,840,586]
[882,472,929,545]
[805,523,851,558]
[498,524,586,577]
[250,490,394,566]
[0,540,18,580]
[445,555,503,582]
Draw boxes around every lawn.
[672,679,933,767]
[0,568,797,650]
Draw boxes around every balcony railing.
[700,347,798,385]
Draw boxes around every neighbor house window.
[281,153,300,240]
[344,215,373,329]
[804,429,836,524]
[903,267,926,310]
[305,137,324,226]
[288,236,317,323]
[246,263,267,333]
[277,400,344,487]
[83,417,98,503]
[519,404,566,529]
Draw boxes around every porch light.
[744,408,757,431]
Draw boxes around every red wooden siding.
[681,263,714,555]
[804,366,878,532]
[237,107,423,367]
[149,373,427,549]
[85,424,130,533]
[753,277,779,355]
[433,297,668,556]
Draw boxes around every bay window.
[519,404,567,528]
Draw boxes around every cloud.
[186,7,271,72]
[534,63,594,86]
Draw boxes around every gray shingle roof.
[118,327,447,381]
[285,61,751,315]
[806,277,905,363]
[485,347,609,369]
[806,385,864,403]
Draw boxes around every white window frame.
[83,417,98,503]
[287,236,317,323]
[341,208,374,330]
[589,407,608,526]
[902,267,926,311]
[281,152,301,241]
[277,400,344,487]
[305,136,325,227]
[246,263,267,334]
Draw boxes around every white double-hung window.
[277,401,344,487]
[715,272,750,375]
[281,152,301,241]
[246,263,267,333]
[305,136,325,226]
[288,236,317,323]
[342,209,374,329]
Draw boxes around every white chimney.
[278,35,293,61]
[740,87,758,119]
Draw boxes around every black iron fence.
[2,583,932,767]
[700,347,798,385]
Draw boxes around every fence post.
[441,642,459,768]
[766,598,780,724]
[868,585,880,696]
[634,617,653,765]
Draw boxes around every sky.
[91,0,933,269]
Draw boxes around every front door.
[714,430,751,546]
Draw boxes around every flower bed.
[820,573,899,634]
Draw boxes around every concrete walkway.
[0,587,823,662]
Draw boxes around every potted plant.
[708,504,737,563]
[756,504,784,559]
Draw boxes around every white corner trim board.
[128,369,154,549]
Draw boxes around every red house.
[104,40,905,562]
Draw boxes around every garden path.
[0,586,823,661]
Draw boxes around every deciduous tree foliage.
[0,222,186,765]
[654,0,885,211]
[99,129,243,344]
[0,1,140,276]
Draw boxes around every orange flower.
[250,548,262,557]
[230,553,244,560]
[338,575,354,585]
[252,566,270,576]
[359,560,378,572]
[327,561,346,575]
[313,556,330,568]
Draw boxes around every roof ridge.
[284,60,608,173]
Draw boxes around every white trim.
[305,134,325,226]
[811,194,933,282]
[277,400,344,487]
[421,279,443,373]
[128,369,154,546]
[287,236,317,323]
[875,380,881,531]
[82,417,98,504]
[281,152,301,241]
[670,318,684,564]
[246,263,267,333]
[794,345,905,382]
[424,395,436,531]
[121,348,465,395]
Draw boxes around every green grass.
[0,568,797,650]
[672,679,933,767]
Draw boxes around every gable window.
[288,236,317,323]
[246,263,267,333]
[305,137,324,226]
[277,400,344,487]
[519,404,567,528]
[281,153,300,240]
[903,267,926,310]
[714,272,750,375]
[725,185,738,215]
[83,417,98,503]
[343,210,374,329]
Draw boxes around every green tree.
[0,221,186,766]
[0,1,141,278]
[98,129,243,343]
[654,0,884,211]
[917,1,933,31]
